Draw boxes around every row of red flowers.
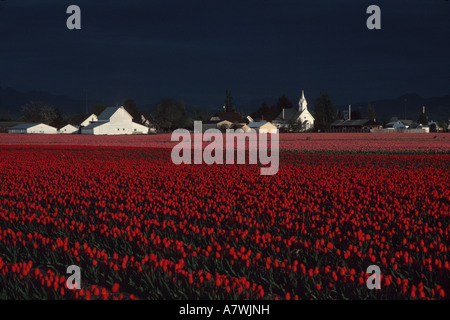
[1,132,449,153]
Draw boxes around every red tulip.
[112,283,120,293]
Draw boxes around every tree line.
[14,90,440,133]
[16,98,193,132]
[250,93,378,132]
[14,92,361,132]
[15,90,236,132]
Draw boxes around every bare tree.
[21,101,57,125]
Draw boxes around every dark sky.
[1,0,449,111]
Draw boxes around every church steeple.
[299,90,307,112]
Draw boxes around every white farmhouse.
[58,124,79,134]
[8,123,57,134]
[273,90,315,131]
[247,121,278,134]
[81,106,149,135]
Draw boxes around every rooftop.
[248,121,269,128]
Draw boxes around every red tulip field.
[0,133,449,300]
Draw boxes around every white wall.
[27,124,57,134]
[80,114,98,127]
[58,125,79,134]
[87,122,148,135]
[109,108,133,123]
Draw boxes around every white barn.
[58,124,79,134]
[81,106,149,135]
[8,123,57,134]
[80,114,98,127]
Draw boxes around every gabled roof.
[0,122,25,127]
[331,120,345,126]
[385,121,406,128]
[9,123,54,129]
[9,123,38,129]
[274,108,301,122]
[80,114,98,125]
[399,119,414,126]
[248,121,270,128]
[66,113,91,126]
[59,124,79,129]
[215,112,246,123]
[98,106,132,121]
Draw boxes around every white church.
[273,90,315,131]
[81,106,149,135]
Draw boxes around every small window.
[123,128,125,131]
[117,128,119,131]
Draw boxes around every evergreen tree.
[224,89,235,112]
[313,94,335,131]
[124,98,141,122]
[270,94,293,120]
[51,108,65,128]
[418,112,428,125]
[367,104,376,121]
[152,98,188,131]
[191,106,211,122]
[251,94,293,121]
[276,94,293,110]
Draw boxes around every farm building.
[385,120,407,129]
[201,120,221,132]
[58,124,79,134]
[202,111,248,132]
[66,113,98,128]
[331,119,382,132]
[200,120,233,132]
[273,90,315,131]
[0,122,25,133]
[8,123,57,134]
[232,123,251,132]
[399,119,415,128]
[80,114,98,127]
[217,120,234,130]
[247,121,278,133]
[201,120,251,133]
[80,106,149,135]
[210,111,247,125]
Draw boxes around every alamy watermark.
[65,4,381,31]
[366,265,381,290]
[367,5,381,30]
[171,121,279,176]
[66,265,81,290]
[66,5,81,30]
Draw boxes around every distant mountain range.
[1,86,449,123]
[0,87,100,120]
[334,93,450,123]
